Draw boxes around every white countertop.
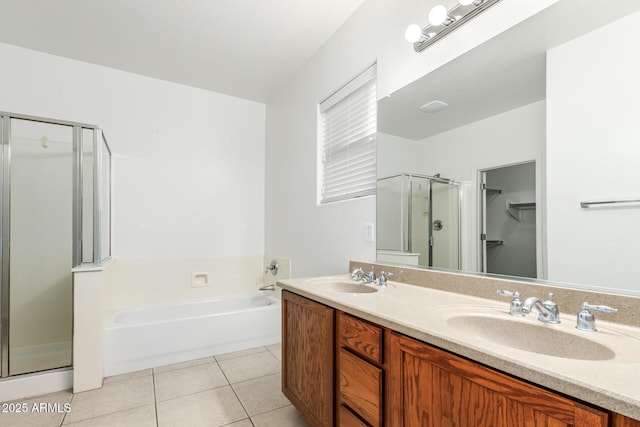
[278,275,640,420]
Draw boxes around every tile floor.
[0,344,311,427]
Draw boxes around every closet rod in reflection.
[580,199,640,208]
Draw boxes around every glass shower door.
[409,176,431,266]
[7,118,73,375]
[376,175,407,251]
[431,181,460,270]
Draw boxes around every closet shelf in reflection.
[508,202,536,209]
[507,200,536,222]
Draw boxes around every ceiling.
[0,0,366,102]
[378,0,640,141]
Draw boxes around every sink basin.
[303,277,378,294]
[446,314,615,361]
[321,282,378,294]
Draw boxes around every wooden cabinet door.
[282,291,335,427]
[387,332,608,427]
[613,414,640,427]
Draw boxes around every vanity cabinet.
[282,291,335,427]
[386,331,608,427]
[282,291,640,427]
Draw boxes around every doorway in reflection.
[480,162,536,278]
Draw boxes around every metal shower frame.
[0,111,112,378]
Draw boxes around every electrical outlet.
[365,223,375,242]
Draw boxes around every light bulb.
[405,24,423,43]
[458,0,474,5]
[428,4,448,26]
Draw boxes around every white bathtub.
[103,294,281,376]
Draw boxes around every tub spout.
[259,284,276,291]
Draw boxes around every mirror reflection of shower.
[0,112,112,379]
[377,173,461,269]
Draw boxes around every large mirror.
[377,0,640,295]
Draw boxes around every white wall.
[0,42,266,306]
[265,0,557,277]
[377,132,416,178]
[412,101,545,182]
[546,10,640,292]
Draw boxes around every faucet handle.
[583,303,618,313]
[265,259,279,275]
[497,290,518,298]
[497,290,524,317]
[542,293,559,318]
[378,271,393,286]
[576,302,618,332]
[367,268,376,283]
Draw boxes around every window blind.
[319,67,376,204]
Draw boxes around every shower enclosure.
[0,112,111,378]
[377,173,461,269]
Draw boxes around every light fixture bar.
[413,0,503,52]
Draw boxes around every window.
[318,65,376,204]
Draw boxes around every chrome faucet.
[259,284,276,291]
[520,293,560,324]
[350,267,376,283]
[350,267,365,281]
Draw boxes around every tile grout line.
[9,347,282,427]
[250,404,299,424]
[59,403,153,426]
[59,391,74,426]
[154,383,231,405]
[214,349,271,364]
[153,355,227,405]
[153,365,212,377]
[216,359,252,423]
[229,371,281,387]
[59,376,155,426]
[152,370,159,427]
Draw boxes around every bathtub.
[103,294,281,376]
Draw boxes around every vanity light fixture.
[405,0,503,52]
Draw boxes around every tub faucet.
[259,284,276,291]
[520,293,560,324]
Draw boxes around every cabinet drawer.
[339,404,369,427]
[339,348,382,427]
[338,312,383,364]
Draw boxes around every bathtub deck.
[0,344,310,427]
